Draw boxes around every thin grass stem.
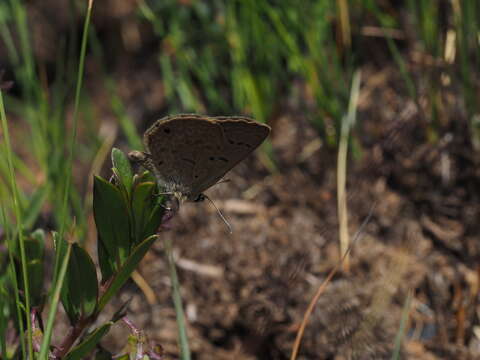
[0,88,32,358]
[391,290,413,359]
[164,238,191,360]
[38,0,95,357]
[337,70,361,271]
[0,206,26,359]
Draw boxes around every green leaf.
[97,235,158,311]
[140,170,157,183]
[131,173,165,242]
[142,199,165,242]
[131,181,158,244]
[111,148,133,195]
[60,240,98,324]
[93,176,132,277]
[15,229,45,307]
[63,322,113,360]
[97,238,114,284]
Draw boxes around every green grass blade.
[165,238,191,360]
[38,234,73,359]
[0,87,32,357]
[0,206,26,359]
[337,70,361,270]
[39,1,95,357]
[57,0,93,241]
[391,290,413,359]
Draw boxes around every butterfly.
[129,114,270,204]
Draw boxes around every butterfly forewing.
[143,114,270,200]
[144,116,223,192]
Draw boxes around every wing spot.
[218,157,228,162]
[209,156,214,161]
[194,175,199,178]
[164,128,171,134]
[228,139,235,145]
[157,161,163,166]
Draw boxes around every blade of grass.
[0,205,26,359]
[337,70,361,271]
[164,238,191,360]
[336,0,351,49]
[0,87,32,357]
[391,289,413,359]
[57,0,93,244]
[38,1,95,358]
[38,236,73,359]
[9,0,36,96]
[0,13,20,65]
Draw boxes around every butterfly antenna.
[203,194,233,234]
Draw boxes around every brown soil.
[100,65,480,359]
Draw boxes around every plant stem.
[164,238,191,360]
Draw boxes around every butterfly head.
[128,150,154,173]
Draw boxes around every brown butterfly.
[129,114,270,204]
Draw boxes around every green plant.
[138,0,351,145]
[0,148,166,359]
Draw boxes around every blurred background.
[1,0,480,358]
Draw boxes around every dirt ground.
[95,64,480,359]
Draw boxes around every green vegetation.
[0,0,479,358]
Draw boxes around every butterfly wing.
[144,115,270,201]
[190,116,271,197]
[144,115,224,196]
